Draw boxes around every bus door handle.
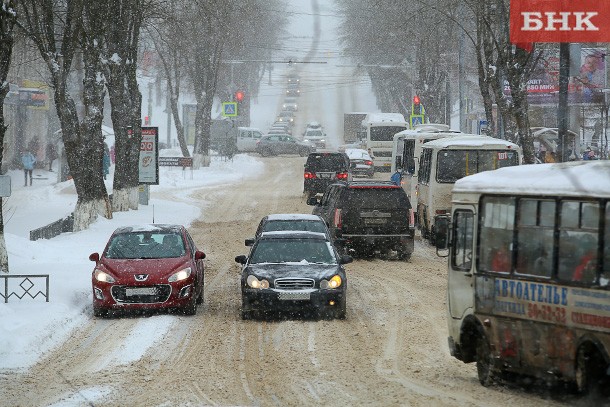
[463,272,472,277]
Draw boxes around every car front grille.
[111,285,172,304]
[274,278,315,290]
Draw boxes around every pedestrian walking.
[46,141,57,171]
[103,143,111,180]
[21,150,37,186]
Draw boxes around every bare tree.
[0,0,18,272]
[17,0,111,231]
[147,0,190,157]
[90,0,147,211]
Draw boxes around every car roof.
[259,231,329,240]
[265,214,323,221]
[263,133,291,138]
[113,224,184,234]
[307,151,346,158]
[344,180,402,189]
[344,148,371,159]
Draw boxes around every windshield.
[305,130,323,138]
[249,239,336,264]
[306,154,347,171]
[344,188,410,210]
[436,149,520,183]
[369,126,406,141]
[262,220,327,234]
[105,232,186,259]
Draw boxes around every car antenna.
[152,204,155,224]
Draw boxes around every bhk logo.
[511,0,610,43]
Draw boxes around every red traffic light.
[235,90,245,102]
[413,95,421,105]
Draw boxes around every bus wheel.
[576,346,606,396]
[476,333,496,387]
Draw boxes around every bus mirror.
[434,215,450,250]
[395,156,402,169]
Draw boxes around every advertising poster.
[504,47,607,105]
[138,127,159,185]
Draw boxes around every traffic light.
[235,90,245,102]
[412,95,422,115]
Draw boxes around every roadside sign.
[478,119,489,135]
[138,127,159,185]
[222,102,238,117]
[410,114,424,128]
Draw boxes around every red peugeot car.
[89,224,205,317]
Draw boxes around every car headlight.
[247,274,269,289]
[94,269,115,283]
[320,275,342,289]
[168,267,192,282]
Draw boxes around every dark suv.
[307,181,415,260]
[303,152,351,199]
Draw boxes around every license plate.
[318,173,332,179]
[383,163,391,167]
[278,291,310,301]
[126,287,157,296]
[364,218,387,225]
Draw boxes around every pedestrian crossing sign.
[222,102,238,117]
[410,114,424,128]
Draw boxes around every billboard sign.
[510,0,610,43]
[504,47,606,105]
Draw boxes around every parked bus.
[435,161,610,395]
[391,124,462,201]
[362,113,408,172]
[417,135,522,241]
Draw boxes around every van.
[236,127,263,152]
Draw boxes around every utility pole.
[557,43,570,162]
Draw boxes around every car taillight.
[365,160,373,166]
[304,172,316,179]
[336,172,348,180]
[334,208,342,228]
[409,209,415,228]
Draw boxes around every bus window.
[404,140,415,174]
[478,196,515,273]
[558,201,599,284]
[602,203,610,286]
[515,199,554,278]
[419,149,432,184]
[437,151,477,182]
[451,210,474,271]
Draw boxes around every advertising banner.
[138,127,159,185]
[504,47,606,105]
[510,0,610,43]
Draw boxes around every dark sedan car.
[245,213,330,246]
[89,224,206,317]
[256,134,313,157]
[235,231,352,320]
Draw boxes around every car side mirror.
[339,255,353,264]
[307,197,319,206]
[235,255,248,264]
[245,238,255,246]
[89,252,100,262]
[434,215,450,250]
[195,250,206,260]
